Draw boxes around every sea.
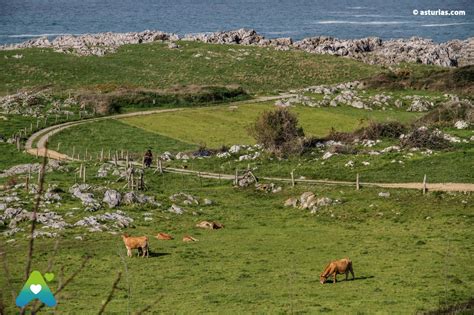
[0,0,472,45]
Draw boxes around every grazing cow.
[320,258,354,284]
[156,232,173,240]
[182,235,199,242]
[195,221,224,230]
[121,233,149,258]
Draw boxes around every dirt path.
[23,95,474,192]
[162,167,474,192]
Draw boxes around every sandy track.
[23,97,474,192]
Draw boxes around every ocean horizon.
[0,0,472,45]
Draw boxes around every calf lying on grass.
[122,233,149,258]
[320,258,354,284]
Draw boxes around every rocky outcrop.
[1,30,178,56]
[1,28,471,67]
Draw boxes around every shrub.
[357,121,407,140]
[400,128,450,150]
[248,108,305,157]
[78,85,249,114]
[416,100,473,127]
[326,121,406,143]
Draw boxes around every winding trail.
[23,96,474,192]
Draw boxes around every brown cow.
[121,233,149,258]
[156,232,173,240]
[320,258,354,284]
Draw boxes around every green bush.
[248,108,305,157]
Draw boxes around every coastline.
[1,28,472,67]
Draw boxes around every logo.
[16,271,57,308]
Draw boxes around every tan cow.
[156,232,173,240]
[121,233,149,258]
[320,258,354,284]
[195,221,224,230]
[182,235,199,242]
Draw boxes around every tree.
[248,107,305,157]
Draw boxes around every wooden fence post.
[423,174,427,195]
[234,169,238,186]
[290,170,295,187]
[83,165,86,183]
[356,173,360,190]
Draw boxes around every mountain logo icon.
[16,271,56,308]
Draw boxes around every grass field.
[47,119,196,158]
[120,103,419,148]
[44,102,474,183]
[1,39,473,314]
[2,170,473,314]
[0,41,382,96]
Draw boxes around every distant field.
[120,103,420,148]
[0,41,382,95]
[47,119,196,159]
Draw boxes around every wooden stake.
[423,174,427,195]
[159,159,163,174]
[356,173,360,190]
[100,148,104,162]
[25,176,29,192]
[72,146,76,158]
[83,165,86,183]
[57,142,60,151]
[290,170,295,187]
[234,169,238,186]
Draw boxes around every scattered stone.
[378,192,391,198]
[322,152,334,160]
[176,152,190,160]
[168,204,185,215]
[103,190,121,208]
[203,198,213,205]
[170,192,199,205]
[236,170,257,187]
[74,210,133,232]
[255,183,282,193]
[345,160,355,168]
[69,184,101,211]
[454,120,469,129]
[168,42,179,49]
[229,145,241,154]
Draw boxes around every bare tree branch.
[98,272,122,315]
[20,142,49,315]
